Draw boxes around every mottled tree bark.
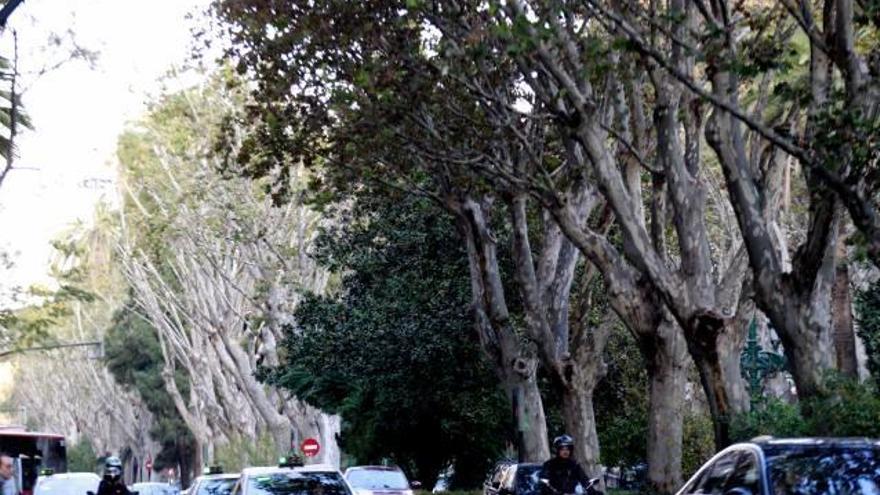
[832,236,858,377]
[641,318,688,494]
[456,196,551,461]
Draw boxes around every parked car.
[34,472,101,495]
[603,462,646,491]
[232,461,353,495]
[677,437,880,495]
[131,482,178,495]
[483,462,541,495]
[187,466,239,495]
[344,466,418,495]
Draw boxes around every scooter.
[539,478,603,495]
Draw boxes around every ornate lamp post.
[740,318,787,404]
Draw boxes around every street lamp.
[740,318,787,404]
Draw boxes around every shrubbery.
[67,437,98,473]
[731,375,880,442]
[214,433,278,472]
[856,279,880,381]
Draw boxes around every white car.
[131,482,178,495]
[188,471,239,495]
[231,462,354,495]
[34,472,101,495]
[344,466,415,495]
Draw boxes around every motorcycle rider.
[540,435,595,495]
[96,456,131,495]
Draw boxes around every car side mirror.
[411,481,422,489]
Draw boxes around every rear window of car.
[767,447,880,494]
[133,484,176,495]
[197,478,237,495]
[346,470,409,490]
[35,475,100,495]
[247,471,351,495]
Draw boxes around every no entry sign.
[301,438,320,457]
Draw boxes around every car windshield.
[347,470,409,490]
[35,475,100,495]
[767,447,880,494]
[196,479,237,495]
[247,472,351,495]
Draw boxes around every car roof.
[196,473,240,481]
[41,472,100,479]
[242,464,340,476]
[750,437,880,450]
[346,466,403,472]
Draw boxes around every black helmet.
[104,456,123,482]
[553,434,575,453]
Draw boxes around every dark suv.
[484,462,542,495]
[677,437,880,495]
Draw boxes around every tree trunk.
[506,358,551,462]
[214,328,293,455]
[562,388,601,479]
[832,238,858,377]
[765,215,838,401]
[722,305,752,414]
[642,318,688,495]
[685,315,750,449]
[192,438,204,477]
[456,197,551,462]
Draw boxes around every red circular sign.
[301,438,320,457]
[145,459,153,470]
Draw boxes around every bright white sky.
[0,0,212,294]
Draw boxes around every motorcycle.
[538,478,603,495]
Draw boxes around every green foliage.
[856,279,880,380]
[214,433,278,472]
[730,375,880,445]
[67,437,99,473]
[730,399,808,442]
[0,284,95,354]
[595,326,647,467]
[103,303,195,471]
[681,413,715,479]
[264,194,508,488]
[802,375,880,437]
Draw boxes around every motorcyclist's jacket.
[540,457,591,495]
[96,479,132,495]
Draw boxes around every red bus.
[0,426,66,495]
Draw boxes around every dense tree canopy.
[104,303,196,476]
[267,193,510,487]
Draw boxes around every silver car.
[34,472,101,495]
[232,463,354,495]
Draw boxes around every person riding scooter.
[96,456,131,495]
[539,435,601,495]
